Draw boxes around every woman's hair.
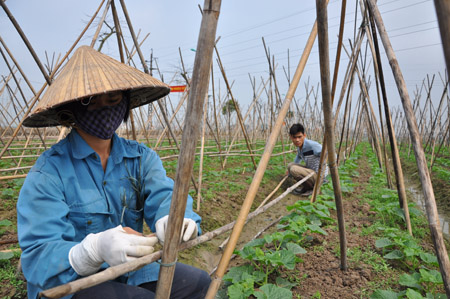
[289,123,305,135]
[55,91,131,127]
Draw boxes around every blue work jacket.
[17,130,201,299]
[294,138,322,164]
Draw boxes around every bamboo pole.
[367,0,450,295]
[367,9,412,234]
[433,0,450,88]
[196,95,208,211]
[205,8,324,297]
[316,0,347,270]
[256,175,288,210]
[311,0,350,203]
[153,1,221,297]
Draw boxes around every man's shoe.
[291,187,303,195]
[300,189,313,196]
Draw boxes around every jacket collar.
[69,130,141,163]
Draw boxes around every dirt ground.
[178,154,383,298]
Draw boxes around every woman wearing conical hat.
[17,46,210,299]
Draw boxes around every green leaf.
[245,238,266,248]
[419,252,438,266]
[419,269,443,284]
[0,219,13,227]
[1,188,14,198]
[275,277,296,290]
[285,243,307,254]
[404,247,420,257]
[370,289,399,299]
[399,273,422,290]
[263,234,273,244]
[375,238,393,248]
[279,249,297,270]
[384,250,404,259]
[255,284,292,299]
[228,283,254,299]
[238,246,256,260]
[0,251,14,260]
[427,293,447,299]
[307,224,327,235]
[223,265,254,283]
[406,288,424,299]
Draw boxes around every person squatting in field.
[287,123,328,196]
[17,46,210,299]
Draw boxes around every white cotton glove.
[69,225,158,276]
[155,215,198,244]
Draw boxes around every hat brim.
[23,86,170,128]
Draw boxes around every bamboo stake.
[367,0,450,295]
[311,0,351,203]
[434,0,450,90]
[210,63,225,169]
[196,96,208,211]
[205,8,324,297]
[256,175,289,210]
[316,0,347,270]
[152,1,221,297]
[367,9,412,234]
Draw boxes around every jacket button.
[87,220,92,225]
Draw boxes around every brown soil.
[178,153,390,298]
[291,158,378,298]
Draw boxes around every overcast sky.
[0,0,447,122]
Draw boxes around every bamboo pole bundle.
[221,78,269,169]
[367,0,450,295]
[205,6,325,296]
[0,0,106,160]
[215,47,257,170]
[153,92,189,149]
[0,1,51,85]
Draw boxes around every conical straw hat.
[24,45,170,127]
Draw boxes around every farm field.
[1,139,449,298]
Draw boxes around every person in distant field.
[287,123,328,195]
[17,46,210,299]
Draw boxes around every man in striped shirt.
[287,124,328,195]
